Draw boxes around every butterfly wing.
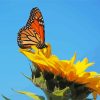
[17,7,45,49]
[17,27,41,49]
[26,7,45,44]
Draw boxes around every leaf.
[1,95,11,100]
[17,91,45,100]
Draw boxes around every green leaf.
[17,91,44,100]
[1,95,11,100]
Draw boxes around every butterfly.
[17,7,47,49]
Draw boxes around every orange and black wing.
[17,27,41,49]
[26,7,45,43]
[17,7,45,49]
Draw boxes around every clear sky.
[0,0,100,99]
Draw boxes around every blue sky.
[0,0,100,99]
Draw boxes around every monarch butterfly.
[17,7,47,49]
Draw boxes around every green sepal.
[21,72,32,81]
[17,91,45,100]
[1,95,11,100]
[52,87,70,96]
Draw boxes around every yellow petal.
[70,53,76,64]
[44,43,51,58]
[75,61,94,74]
[89,72,100,77]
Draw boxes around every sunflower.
[20,43,100,100]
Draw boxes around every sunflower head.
[20,43,100,99]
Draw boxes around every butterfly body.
[17,7,47,49]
